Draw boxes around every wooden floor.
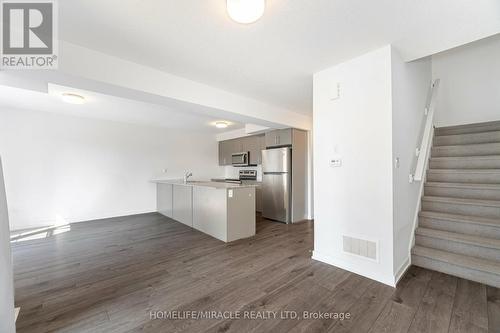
[12,213,500,333]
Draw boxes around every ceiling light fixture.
[215,121,229,129]
[61,93,86,105]
[227,0,265,24]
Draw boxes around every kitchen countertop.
[151,179,257,189]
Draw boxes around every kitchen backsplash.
[224,165,262,181]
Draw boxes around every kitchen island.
[152,179,256,242]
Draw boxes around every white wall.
[313,45,431,286]
[313,46,395,286]
[432,34,500,127]
[0,157,15,333]
[391,49,432,279]
[0,108,223,230]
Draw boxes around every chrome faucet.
[183,172,193,183]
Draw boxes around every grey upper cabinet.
[232,138,244,153]
[258,135,266,164]
[265,129,292,148]
[218,141,228,165]
[219,140,237,166]
[219,134,266,166]
[247,135,263,165]
[218,141,224,165]
[264,131,275,148]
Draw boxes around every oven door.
[231,152,249,166]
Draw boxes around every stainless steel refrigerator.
[262,147,292,223]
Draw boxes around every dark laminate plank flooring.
[11,213,500,333]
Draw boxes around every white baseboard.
[312,250,396,287]
[10,210,157,232]
[394,257,411,285]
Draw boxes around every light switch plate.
[329,158,342,167]
[228,190,233,198]
[330,82,340,100]
[394,157,400,169]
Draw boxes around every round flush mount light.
[61,93,86,105]
[215,121,229,129]
[227,0,265,24]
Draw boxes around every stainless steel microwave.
[231,152,249,166]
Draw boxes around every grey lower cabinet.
[192,186,255,242]
[156,181,256,242]
[192,186,227,241]
[157,183,173,218]
[241,181,262,212]
[255,186,262,212]
[172,185,193,227]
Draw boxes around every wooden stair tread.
[425,182,500,190]
[428,169,500,174]
[412,245,500,276]
[419,210,500,227]
[433,142,500,149]
[422,196,500,207]
[436,120,500,133]
[435,129,500,138]
[415,120,500,287]
[431,155,500,161]
[416,227,500,250]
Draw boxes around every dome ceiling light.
[227,0,265,24]
[215,121,229,129]
[61,93,86,105]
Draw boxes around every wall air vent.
[342,235,378,261]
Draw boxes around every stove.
[211,170,257,184]
[238,170,257,181]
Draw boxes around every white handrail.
[409,79,440,183]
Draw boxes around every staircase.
[412,120,500,288]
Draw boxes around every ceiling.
[0,84,244,132]
[58,0,500,115]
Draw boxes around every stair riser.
[424,186,500,201]
[435,123,500,136]
[432,144,500,157]
[427,172,500,184]
[429,158,500,169]
[434,131,500,146]
[422,201,500,219]
[415,235,500,262]
[412,255,500,288]
[419,217,500,239]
